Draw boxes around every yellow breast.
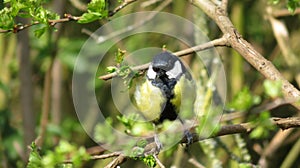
[134,80,166,122]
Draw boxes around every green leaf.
[287,0,300,13]
[140,155,156,168]
[115,48,126,64]
[270,0,280,5]
[239,163,255,168]
[0,8,15,30]
[228,87,261,111]
[106,66,117,73]
[263,80,282,98]
[34,26,47,38]
[131,147,144,157]
[250,126,265,139]
[250,111,275,139]
[94,118,116,144]
[87,0,107,13]
[78,12,102,23]
[78,0,108,23]
[27,142,42,168]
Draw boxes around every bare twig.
[191,0,300,109]
[182,117,300,143]
[109,0,138,16]
[281,137,300,168]
[104,154,127,168]
[98,37,228,80]
[153,155,166,168]
[86,146,106,155]
[91,152,122,160]
[272,117,300,130]
[141,0,163,8]
[272,8,300,17]
[0,14,81,33]
[188,157,206,168]
[258,128,294,167]
[36,52,54,148]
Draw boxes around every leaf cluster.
[27,141,90,168]
[78,0,108,23]
[0,0,59,36]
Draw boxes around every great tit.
[134,51,195,148]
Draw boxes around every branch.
[182,117,300,143]
[62,117,299,166]
[221,0,228,11]
[109,0,139,16]
[272,117,300,130]
[0,0,139,34]
[0,14,81,33]
[91,152,122,160]
[190,0,300,109]
[258,128,294,167]
[153,155,166,168]
[104,154,127,168]
[98,37,228,80]
[271,8,300,17]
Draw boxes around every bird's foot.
[183,129,193,147]
[154,134,163,154]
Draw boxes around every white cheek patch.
[166,61,183,79]
[147,64,156,79]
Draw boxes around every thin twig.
[91,152,122,160]
[109,0,138,16]
[141,0,163,8]
[272,8,300,17]
[153,154,166,168]
[36,60,54,148]
[0,14,81,33]
[272,117,300,130]
[104,154,127,168]
[258,128,294,167]
[98,37,228,80]
[188,157,206,168]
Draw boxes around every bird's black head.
[147,51,187,81]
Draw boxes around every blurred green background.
[0,0,300,167]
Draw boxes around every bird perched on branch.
[134,51,195,151]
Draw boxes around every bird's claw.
[184,129,193,146]
[154,134,163,154]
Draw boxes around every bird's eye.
[153,67,160,72]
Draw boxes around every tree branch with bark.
[190,0,300,109]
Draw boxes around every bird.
[134,51,195,151]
